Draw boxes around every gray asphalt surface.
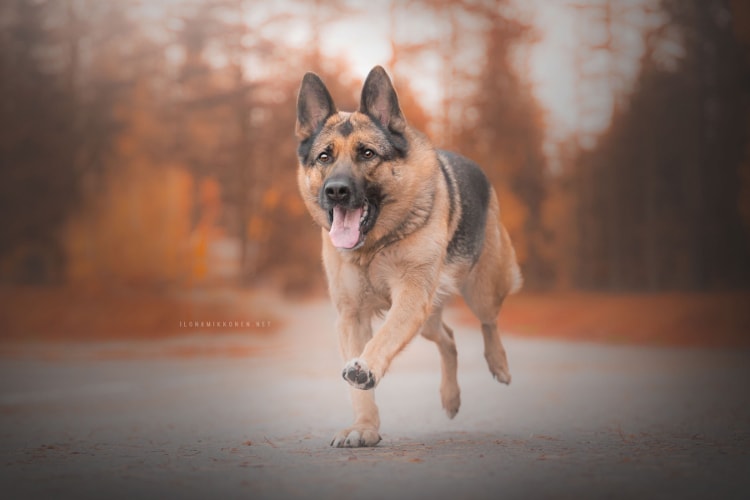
[1,298,749,499]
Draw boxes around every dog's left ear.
[296,72,337,140]
[360,66,406,135]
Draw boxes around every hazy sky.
[144,0,669,166]
[310,0,667,165]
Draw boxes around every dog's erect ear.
[360,66,406,135]
[296,72,337,139]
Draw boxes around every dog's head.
[295,66,420,251]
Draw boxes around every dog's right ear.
[296,72,337,140]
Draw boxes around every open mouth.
[328,199,376,250]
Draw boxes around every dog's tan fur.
[296,66,521,447]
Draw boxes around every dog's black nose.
[324,178,353,203]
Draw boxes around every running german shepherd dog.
[295,66,522,447]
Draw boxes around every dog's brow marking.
[339,119,354,137]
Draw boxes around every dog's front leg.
[342,278,434,391]
[331,309,381,448]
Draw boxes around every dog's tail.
[508,258,523,295]
[501,225,523,295]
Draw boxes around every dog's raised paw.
[331,426,381,448]
[485,350,512,385]
[342,358,377,390]
[491,368,512,385]
[442,388,461,419]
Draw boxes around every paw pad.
[342,359,376,389]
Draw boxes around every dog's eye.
[318,152,332,163]
[361,149,376,160]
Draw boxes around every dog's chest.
[359,255,464,312]
[358,261,394,312]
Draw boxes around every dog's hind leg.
[461,196,518,385]
[420,307,461,418]
[462,279,512,385]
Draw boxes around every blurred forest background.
[0,0,749,342]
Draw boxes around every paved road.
[1,299,749,499]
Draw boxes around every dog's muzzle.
[322,176,377,250]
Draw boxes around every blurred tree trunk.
[0,0,79,284]
[464,1,550,288]
[572,0,749,290]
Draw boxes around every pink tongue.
[329,206,363,249]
